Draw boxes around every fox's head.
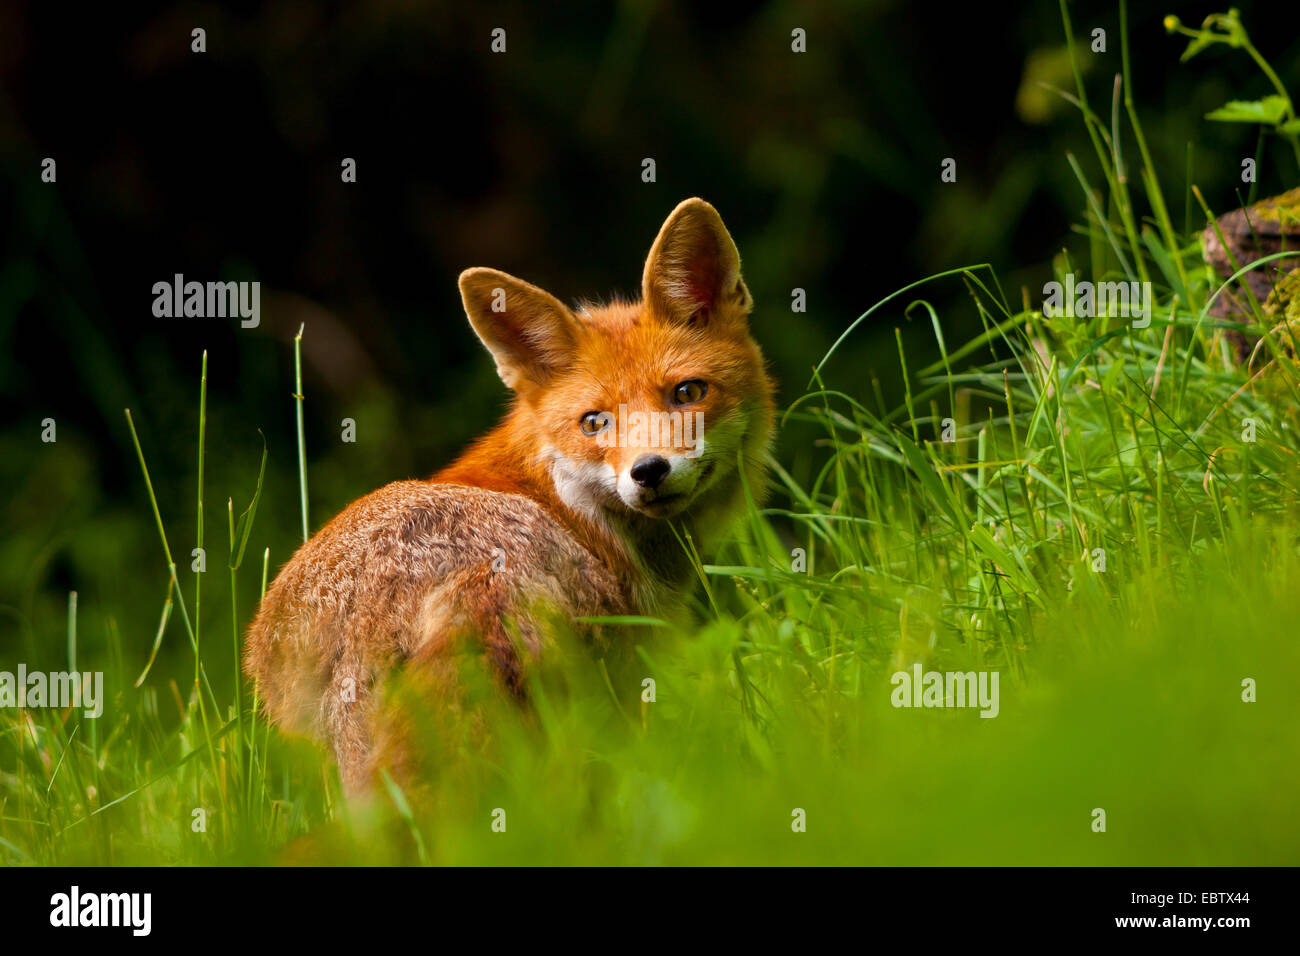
[459,198,775,528]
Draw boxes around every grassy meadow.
[3,5,1300,865]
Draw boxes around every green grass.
[3,4,1300,866]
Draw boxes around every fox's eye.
[580,411,610,436]
[671,379,708,406]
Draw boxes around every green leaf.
[229,432,268,570]
[1205,96,1289,125]
[1278,118,1300,135]
[1178,33,1217,63]
[1180,10,1248,62]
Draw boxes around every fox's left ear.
[642,198,753,331]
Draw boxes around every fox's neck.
[431,410,700,613]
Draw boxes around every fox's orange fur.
[244,198,776,788]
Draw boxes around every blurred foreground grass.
[3,509,1297,865]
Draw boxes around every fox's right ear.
[459,267,578,391]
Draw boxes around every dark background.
[3,0,1299,671]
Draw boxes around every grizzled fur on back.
[245,481,622,787]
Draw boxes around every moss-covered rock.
[1202,187,1300,362]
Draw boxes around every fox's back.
[245,480,623,763]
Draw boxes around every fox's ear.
[459,267,578,391]
[642,198,752,330]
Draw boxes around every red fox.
[244,198,776,788]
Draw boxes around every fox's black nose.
[630,454,671,489]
